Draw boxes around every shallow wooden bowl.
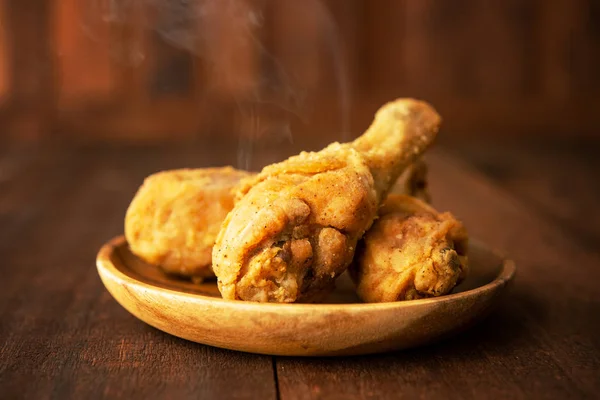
[97,236,515,356]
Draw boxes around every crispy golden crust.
[214,146,378,302]
[350,194,469,303]
[125,167,252,280]
[352,99,441,202]
[212,99,441,302]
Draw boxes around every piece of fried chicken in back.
[394,158,431,203]
[350,194,469,302]
[125,167,252,281]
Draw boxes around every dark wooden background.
[1,2,600,397]
[1,0,600,142]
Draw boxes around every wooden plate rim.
[97,235,516,312]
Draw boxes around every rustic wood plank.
[403,0,449,97]
[362,0,406,95]
[270,0,322,96]
[321,0,361,112]
[5,0,600,142]
[403,0,537,99]
[0,147,277,399]
[0,0,8,104]
[202,0,261,99]
[0,146,84,254]
[4,0,56,140]
[146,0,195,98]
[571,0,600,95]
[471,0,537,97]
[427,150,600,393]
[276,147,600,399]
[2,142,598,398]
[539,0,579,101]
[442,137,600,248]
[54,0,115,105]
[114,0,149,107]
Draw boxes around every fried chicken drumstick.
[212,99,441,302]
[350,194,469,302]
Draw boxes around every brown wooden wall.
[1,0,599,142]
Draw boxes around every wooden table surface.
[1,137,599,399]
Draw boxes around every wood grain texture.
[1,139,599,398]
[362,0,406,92]
[0,146,276,400]
[442,136,600,248]
[276,145,600,399]
[3,0,55,140]
[0,0,8,104]
[54,0,115,104]
[426,149,600,396]
[3,0,600,140]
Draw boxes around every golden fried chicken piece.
[123,161,423,284]
[350,194,469,302]
[125,167,252,280]
[394,158,431,203]
[213,99,441,302]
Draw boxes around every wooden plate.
[96,236,515,356]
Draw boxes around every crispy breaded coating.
[125,167,252,280]
[350,194,469,302]
[212,99,441,302]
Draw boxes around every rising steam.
[81,0,350,170]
